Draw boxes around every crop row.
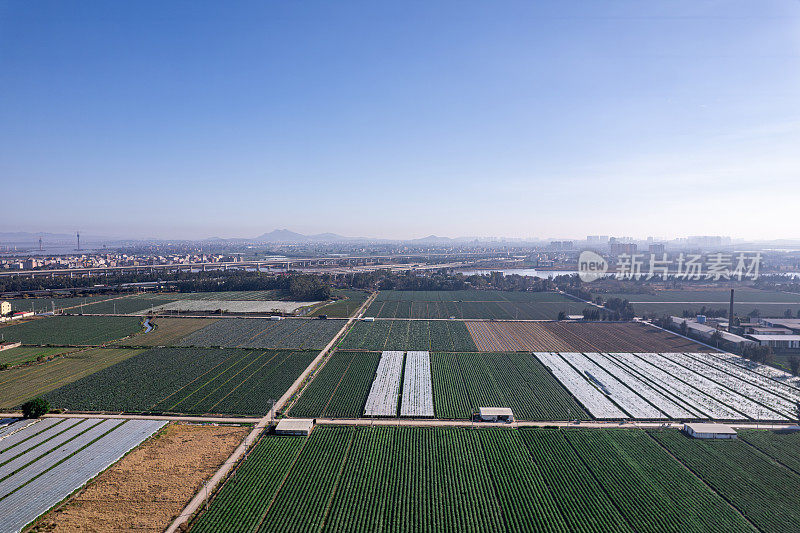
[366,299,573,319]
[290,351,381,418]
[0,316,143,346]
[291,351,588,421]
[339,320,476,352]
[45,348,317,416]
[651,429,800,532]
[432,353,590,420]
[374,290,572,302]
[177,318,346,350]
[190,426,760,533]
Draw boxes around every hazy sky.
[1,1,799,240]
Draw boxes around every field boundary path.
[164,291,376,533]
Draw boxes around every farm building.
[747,334,800,350]
[478,407,514,422]
[275,418,314,436]
[670,317,755,347]
[0,341,22,352]
[683,423,737,440]
[762,318,800,334]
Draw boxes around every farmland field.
[596,287,800,318]
[76,295,179,315]
[128,290,286,301]
[117,318,219,347]
[310,290,371,318]
[340,320,477,351]
[34,422,248,533]
[45,348,317,416]
[290,350,586,420]
[289,351,381,418]
[0,346,79,367]
[177,318,346,350]
[0,315,143,346]
[7,295,118,314]
[365,290,579,319]
[0,348,144,409]
[738,429,800,474]
[431,352,589,420]
[143,299,319,315]
[466,321,709,352]
[0,417,167,533]
[652,428,800,532]
[190,426,756,533]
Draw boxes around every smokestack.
[729,288,735,332]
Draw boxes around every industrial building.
[478,407,514,423]
[670,317,755,347]
[683,423,738,440]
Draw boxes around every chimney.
[728,289,735,332]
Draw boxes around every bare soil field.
[32,422,248,533]
[467,321,710,353]
[117,318,219,347]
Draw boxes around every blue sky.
[1,1,799,240]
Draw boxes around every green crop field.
[75,295,179,315]
[0,347,144,408]
[594,287,800,318]
[289,351,381,418]
[737,429,800,474]
[176,318,345,350]
[7,295,118,314]
[366,290,579,319]
[431,352,589,420]
[0,345,79,367]
[290,351,587,420]
[190,426,758,533]
[45,347,317,416]
[627,302,800,318]
[0,315,143,345]
[651,429,800,532]
[600,287,800,303]
[310,290,370,318]
[339,320,477,351]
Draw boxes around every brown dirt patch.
[467,321,710,352]
[118,318,218,347]
[32,422,247,533]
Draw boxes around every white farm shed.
[478,407,514,422]
[275,419,314,436]
[683,423,737,440]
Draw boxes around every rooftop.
[684,423,737,435]
[479,407,514,416]
[275,419,314,434]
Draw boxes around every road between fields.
[164,291,377,533]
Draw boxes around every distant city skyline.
[2,1,799,240]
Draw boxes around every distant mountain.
[254,229,352,243]
[409,234,455,244]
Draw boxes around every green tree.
[789,357,800,377]
[21,397,49,418]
